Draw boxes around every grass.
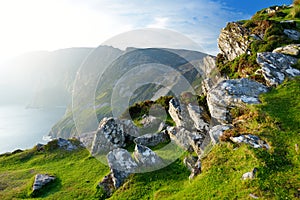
[106,77,300,199]
[0,141,109,200]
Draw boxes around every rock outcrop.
[256,52,300,86]
[57,138,78,151]
[273,44,300,56]
[241,168,258,180]
[207,78,268,124]
[218,22,250,61]
[187,104,209,132]
[167,127,204,155]
[32,174,56,192]
[283,29,300,40]
[91,117,139,156]
[230,134,270,149]
[133,131,170,147]
[168,98,192,129]
[107,148,138,188]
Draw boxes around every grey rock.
[140,115,160,128]
[57,138,78,151]
[284,29,300,40]
[218,22,250,61]
[209,125,232,144]
[168,98,187,128]
[32,174,56,192]
[273,44,300,56]
[207,78,268,124]
[241,168,258,180]
[134,131,170,147]
[133,144,163,170]
[257,52,300,86]
[107,148,138,188]
[230,134,270,149]
[187,104,209,132]
[167,126,205,155]
[91,117,139,156]
[78,131,96,149]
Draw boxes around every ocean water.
[0,105,66,154]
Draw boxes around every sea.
[0,105,66,154]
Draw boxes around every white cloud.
[147,17,169,29]
[0,0,249,64]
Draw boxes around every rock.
[284,29,300,40]
[91,117,139,156]
[133,131,170,147]
[98,173,115,197]
[133,144,163,171]
[168,98,187,128]
[78,131,96,149]
[107,148,138,188]
[32,174,56,192]
[140,115,160,128]
[257,52,300,86]
[36,143,44,151]
[273,44,300,56]
[265,7,276,14]
[241,168,258,180]
[183,156,202,179]
[167,126,205,155]
[57,138,78,151]
[230,134,270,149]
[218,22,250,61]
[209,125,232,144]
[207,78,268,124]
[187,104,210,132]
[201,55,224,95]
[249,193,259,199]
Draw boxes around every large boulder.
[133,131,170,147]
[256,52,300,86]
[32,174,56,192]
[187,104,210,132]
[91,118,139,156]
[218,22,250,61]
[107,148,138,188]
[207,78,268,124]
[133,144,164,171]
[166,126,205,155]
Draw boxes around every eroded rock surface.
[218,22,250,61]
[207,78,268,124]
[284,29,300,40]
[273,44,300,56]
[133,131,170,147]
[133,144,163,170]
[57,138,78,151]
[167,126,205,155]
[91,118,139,156]
[183,156,202,179]
[187,104,209,132]
[257,52,300,86]
[107,148,138,188]
[32,174,56,192]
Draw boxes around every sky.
[0,0,293,63]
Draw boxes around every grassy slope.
[108,77,300,200]
[0,145,109,200]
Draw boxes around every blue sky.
[0,0,293,63]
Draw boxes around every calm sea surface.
[0,105,65,154]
